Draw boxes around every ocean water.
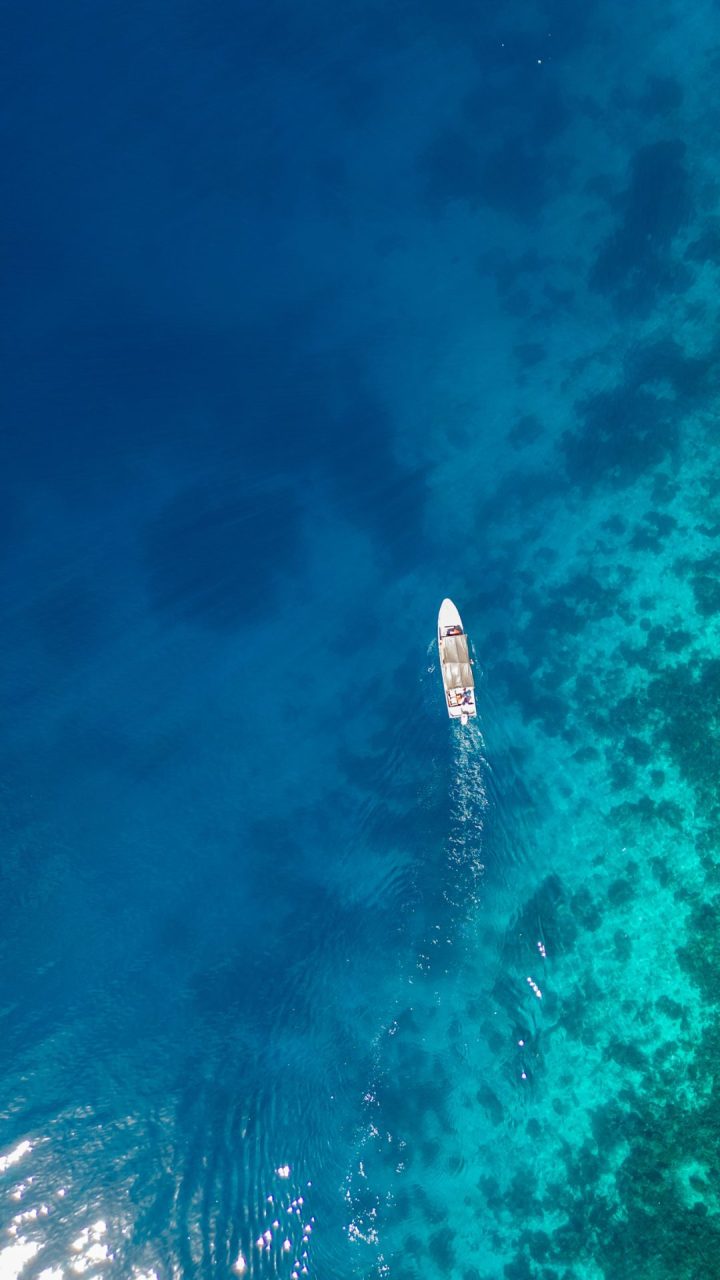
[2,0,720,1277]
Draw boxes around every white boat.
[438,598,476,724]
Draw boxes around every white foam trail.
[0,1142,31,1175]
[447,718,488,902]
[0,1240,40,1280]
[343,694,491,1269]
[69,1219,111,1274]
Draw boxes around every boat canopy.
[438,598,477,720]
[443,661,474,690]
[442,634,470,665]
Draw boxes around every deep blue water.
[3,1,720,1278]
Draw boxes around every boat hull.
[438,598,477,721]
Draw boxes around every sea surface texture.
[2,1,720,1278]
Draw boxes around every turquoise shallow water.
[2,0,720,1277]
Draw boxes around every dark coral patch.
[493,658,568,734]
[640,74,684,115]
[428,1228,455,1269]
[676,899,720,1001]
[476,1084,504,1126]
[562,384,679,491]
[570,887,602,932]
[651,473,679,504]
[607,1038,647,1072]
[589,140,692,312]
[608,795,683,829]
[662,629,691,654]
[692,574,720,617]
[427,124,555,220]
[508,414,543,448]
[600,514,626,535]
[513,341,546,368]
[610,760,634,791]
[504,1252,534,1279]
[642,655,720,799]
[614,930,632,961]
[624,337,712,402]
[624,736,653,764]
[630,526,663,552]
[656,995,684,1021]
[685,218,720,264]
[515,874,579,953]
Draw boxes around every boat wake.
[341,658,491,1277]
[445,715,488,914]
